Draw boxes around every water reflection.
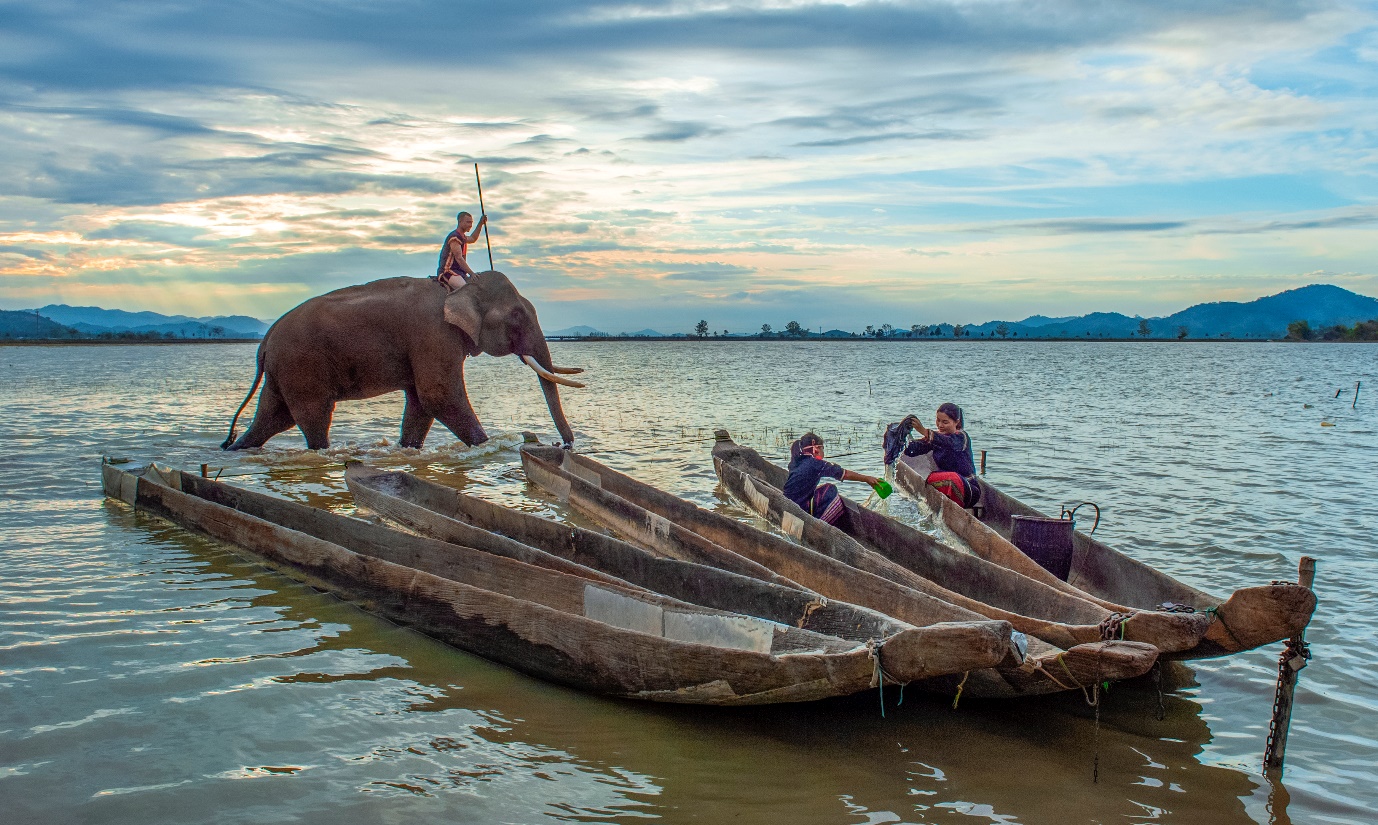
[3,341,1374,824]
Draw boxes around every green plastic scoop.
[872,480,893,500]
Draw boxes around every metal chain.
[1262,636,1313,768]
[1100,611,1134,641]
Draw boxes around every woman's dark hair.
[937,403,964,429]
[791,431,824,459]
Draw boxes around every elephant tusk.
[523,355,586,388]
[550,365,584,375]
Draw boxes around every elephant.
[220,271,584,451]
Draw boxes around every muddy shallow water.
[1,341,1374,824]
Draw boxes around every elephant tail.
[220,352,265,450]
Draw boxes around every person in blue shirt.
[886,402,982,508]
[783,433,883,527]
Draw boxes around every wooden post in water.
[1263,556,1316,775]
[1354,381,1361,409]
[200,463,209,478]
[979,450,987,475]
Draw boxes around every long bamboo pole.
[475,163,494,271]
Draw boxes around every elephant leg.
[433,394,488,446]
[414,358,488,446]
[229,375,296,450]
[400,388,434,449]
[286,396,336,450]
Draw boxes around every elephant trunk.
[526,340,577,447]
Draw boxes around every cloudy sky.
[2,0,1376,333]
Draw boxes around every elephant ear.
[443,280,484,354]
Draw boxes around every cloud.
[1202,210,1378,234]
[637,121,723,142]
[660,263,756,282]
[0,0,1374,327]
[85,221,217,246]
[0,244,51,260]
[0,102,219,137]
[16,152,455,206]
[795,129,977,147]
[1001,218,1191,234]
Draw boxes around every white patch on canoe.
[529,463,571,501]
[646,511,672,543]
[562,454,602,488]
[146,465,179,488]
[741,476,771,517]
[583,585,663,636]
[584,585,777,654]
[663,611,775,654]
[781,511,805,541]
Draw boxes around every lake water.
[1,341,1374,824]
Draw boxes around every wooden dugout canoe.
[100,462,987,705]
[520,444,1159,699]
[344,461,1016,684]
[711,433,1211,657]
[893,452,1317,658]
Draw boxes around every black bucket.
[1010,515,1075,581]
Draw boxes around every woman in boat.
[886,403,982,508]
[783,433,883,527]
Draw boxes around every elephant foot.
[430,417,487,447]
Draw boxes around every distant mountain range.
[960,284,1378,340]
[4,283,1375,341]
[551,284,1378,340]
[2,305,272,339]
[547,325,674,338]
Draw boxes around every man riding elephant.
[220,270,584,451]
[435,211,487,292]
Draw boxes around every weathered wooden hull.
[711,436,1211,656]
[893,452,1317,658]
[102,462,969,705]
[520,446,1159,698]
[346,461,1017,684]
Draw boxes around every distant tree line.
[1286,318,1378,342]
[682,317,1378,341]
[2,324,239,341]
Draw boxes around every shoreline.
[546,336,1310,343]
[6,336,1372,347]
[0,338,262,347]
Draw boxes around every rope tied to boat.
[1091,675,1102,783]
[1028,654,1080,692]
[866,639,903,718]
[951,671,970,710]
[1151,661,1166,721]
